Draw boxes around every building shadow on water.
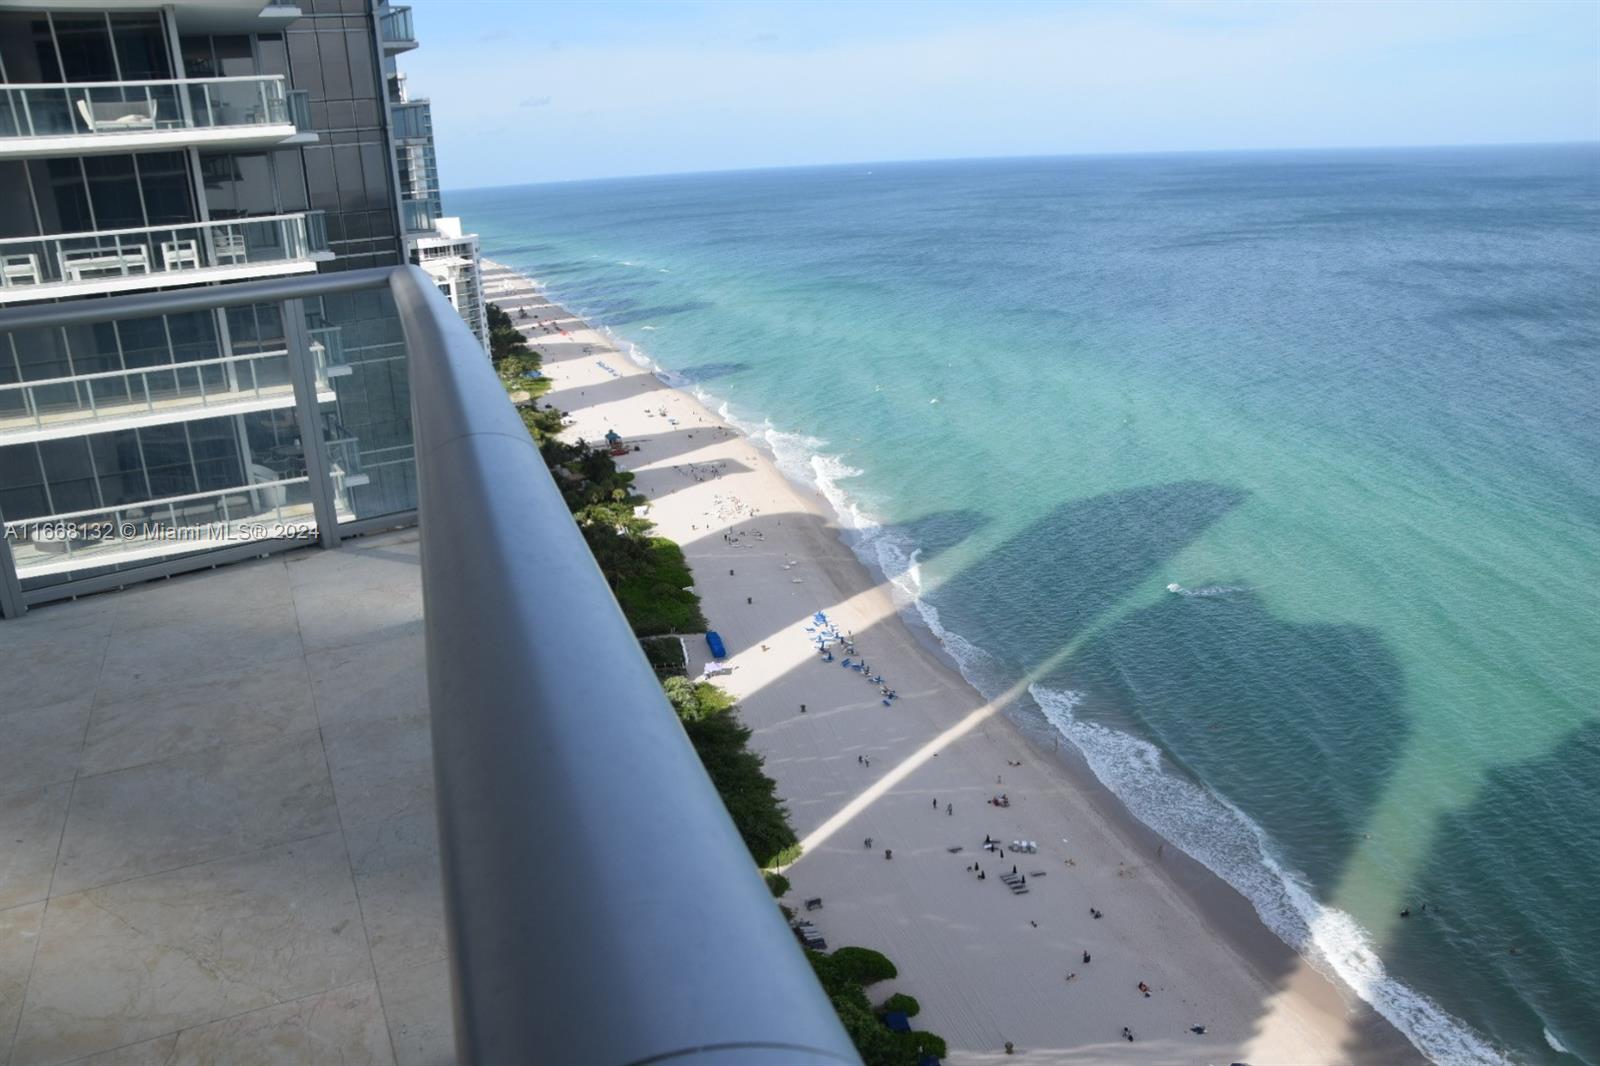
[1059,591,1408,892]
[676,480,1420,1062]
[929,481,1250,652]
[593,301,715,327]
[670,361,750,385]
[1380,719,1600,1066]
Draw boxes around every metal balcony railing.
[0,267,860,1066]
[0,212,329,299]
[4,476,317,577]
[0,348,299,440]
[380,5,417,51]
[0,75,308,140]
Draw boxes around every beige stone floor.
[0,530,454,1066]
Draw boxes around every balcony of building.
[400,195,438,235]
[0,76,315,160]
[1,350,310,446]
[379,5,418,54]
[0,267,857,1065]
[0,212,332,305]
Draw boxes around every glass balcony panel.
[0,399,317,586]
[0,350,296,438]
[0,77,292,140]
[302,290,417,524]
[0,212,327,297]
[401,197,435,233]
[380,6,415,44]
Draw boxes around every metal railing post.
[0,500,24,619]
[282,297,340,549]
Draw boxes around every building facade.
[0,0,445,601]
[380,10,487,347]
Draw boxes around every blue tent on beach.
[706,631,727,659]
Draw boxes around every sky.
[398,0,1600,190]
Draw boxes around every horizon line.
[443,138,1599,195]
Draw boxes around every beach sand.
[482,259,1420,1065]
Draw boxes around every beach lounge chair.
[75,97,158,132]
[804,897,823,911]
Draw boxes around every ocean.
[452,145,1600,1065]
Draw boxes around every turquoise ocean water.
[453,146,1600,1065]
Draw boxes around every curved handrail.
[388,266,858,1065]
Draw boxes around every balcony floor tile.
[0,902,46,1063]
[11,833,371,1066]
[79,656,317,778]
[0,786,71,911]
[68,980,392,1066]
[1,533,449,1064]
[345,808,445,978]
[377,958,455,1066]
[52,730,337,897]
[0,700,90,797]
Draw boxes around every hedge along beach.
[481,258,1416,1064]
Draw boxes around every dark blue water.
[454,145,1600,1064]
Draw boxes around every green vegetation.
[639,635,687,679]
[809,948,946,1066]
[486,302,561,441]
[879,993,920,1018]
[662,679,799,868]
[764,871,791,897]
[828,946,899,987]
[487,301,537,363]
[616,538,708,636]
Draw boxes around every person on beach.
[1121,1027,1134,1043]
[884,849,893,861]
[1083,951,1091,964]
[1138,981,1151,997]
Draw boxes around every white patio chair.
[213,231,248,265]
[160,239,201,271]
[1,253,41,287]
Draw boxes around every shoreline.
[481,258,1420,1064]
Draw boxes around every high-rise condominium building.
[0,0,470,602]
[384,36,486,347]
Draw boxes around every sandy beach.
[481,258,1419,1065]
